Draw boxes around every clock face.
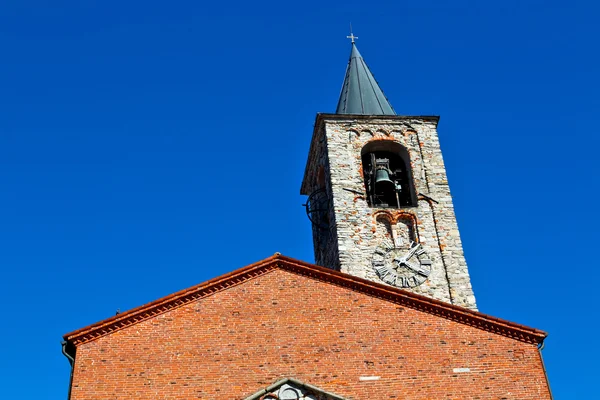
[372,240,432,288]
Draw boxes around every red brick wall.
[70,269,551,399]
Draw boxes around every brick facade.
[301,114,477,310]
[64,257,551,400]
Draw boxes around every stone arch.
[375,128,389,137]
[374,211,394,242]
[361,140,418,208]
[389,130,403,139]
[394,212,418,243]
[373,209,394,223]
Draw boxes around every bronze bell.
[375,168,395,193]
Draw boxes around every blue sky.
[1,1,598,398]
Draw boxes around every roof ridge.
[63,254,547,347]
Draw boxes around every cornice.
[315,113,440,125]
[63,254,547,347]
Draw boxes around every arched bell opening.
[361,141,417,208]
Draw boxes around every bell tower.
[301,41,477,310]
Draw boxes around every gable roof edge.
[63,254,547,347]
[63,254,281,346]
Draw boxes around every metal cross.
[347,25,358,43]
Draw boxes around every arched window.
[361,141,416,208]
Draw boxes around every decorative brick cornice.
[63,254,547,347]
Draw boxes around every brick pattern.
[69,268,550,399]
[302,115,477,310]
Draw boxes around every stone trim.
[315,113,440,123]
[63,254,547,347]
[242,377,348,400]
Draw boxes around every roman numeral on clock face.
[374,264,388,276]
[397,277,409,288]
[381,271,397,285]
[397,276,423,288]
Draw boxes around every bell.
[375,168,395,193]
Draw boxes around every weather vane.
[347,24,358,43]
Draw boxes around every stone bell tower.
[301,41,477,310]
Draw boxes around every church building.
[62,39,553,399]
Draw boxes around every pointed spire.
[336,42,396,115]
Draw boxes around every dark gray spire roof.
[336,43,396,115]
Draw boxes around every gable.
[63,254,546,348]
[67,263,551,399]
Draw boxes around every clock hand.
[404,242,421,261]
[394,243,421,265]
[402,261,430,277]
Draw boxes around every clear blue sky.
[1,1,597,398]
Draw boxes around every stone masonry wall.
[301,124,340,270]
[305,115,476,310]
